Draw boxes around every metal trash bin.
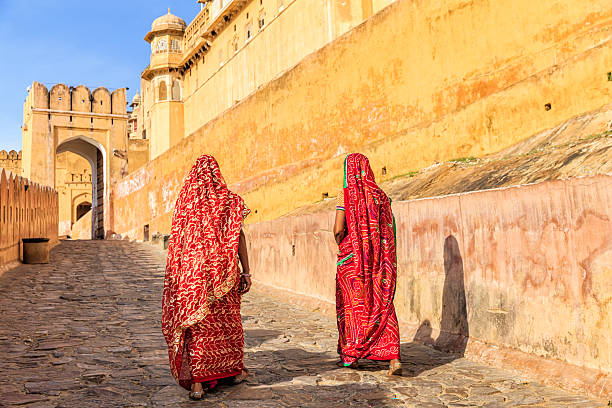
[22,238,50,264]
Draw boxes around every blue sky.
[0,0,202,151]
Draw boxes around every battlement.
[0,150,22,176]
[24,82,127,115]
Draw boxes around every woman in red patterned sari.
[162,155,252,400]
[333,153,402,375]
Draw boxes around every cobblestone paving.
[0,241,606,407]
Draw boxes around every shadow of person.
[434,234,469,355]
[395,235,469,377]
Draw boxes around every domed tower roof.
[152,9,187,30]
[130,91,141,107]
[145,9,186,42]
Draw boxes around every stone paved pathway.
[0,241,606,407]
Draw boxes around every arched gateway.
[21,82,129,239]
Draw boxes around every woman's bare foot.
[388,359,402,376]
[232,368,249,384]
[189,382,204,400]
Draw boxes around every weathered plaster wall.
[247,175,612,399]
[71,209,92,240]
[128,139,150,174]
[0,169,59,270]
[111,0,612,239]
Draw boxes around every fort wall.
[0,150,22,176]
[111,0,612,239]
[22,82,128,239]
[0,169,59,272]
[248,175,612,399]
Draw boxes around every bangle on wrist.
[241,273,251,277]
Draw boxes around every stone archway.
[56,136,107,240]
[21,82,129,240]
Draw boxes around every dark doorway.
[76,202,92,222]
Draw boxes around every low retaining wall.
[71,210,92,240]
[0,169,59,271]
[247,175,612,399]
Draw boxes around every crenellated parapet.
[24,82,127,115]
[0,150,22,176]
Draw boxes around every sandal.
[232,368,249,384]
[189,390,204,400]
[388,360,402,376]
[189,383,205,400]
[336,360,359,369]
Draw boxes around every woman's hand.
[239,274,252,295]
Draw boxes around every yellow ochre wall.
[111,0,612,239]
[181,0,374,137]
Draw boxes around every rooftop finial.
[168,7,171,14]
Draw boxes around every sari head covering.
[336,153,400,364]
[162,155,250,389]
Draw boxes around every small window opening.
[143,224,150,241]
[322,192,329,199]
[608,72,612,81]
[544,103,552,111]
[246,21,253,40]
[382,166,387,176]
[58,96,62,101]
[291,244,296,256]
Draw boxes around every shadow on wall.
[413,234,469,355]
[360,235,471,377]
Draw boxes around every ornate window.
[156,38,168,52]
[158,80,167,101]
[170,39,181,52]
[171,80,181,101]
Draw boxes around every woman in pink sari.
[162,155,252,400]
[333,153,402,375]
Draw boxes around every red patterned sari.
[162,155,250,390]
[336,153,400,365]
